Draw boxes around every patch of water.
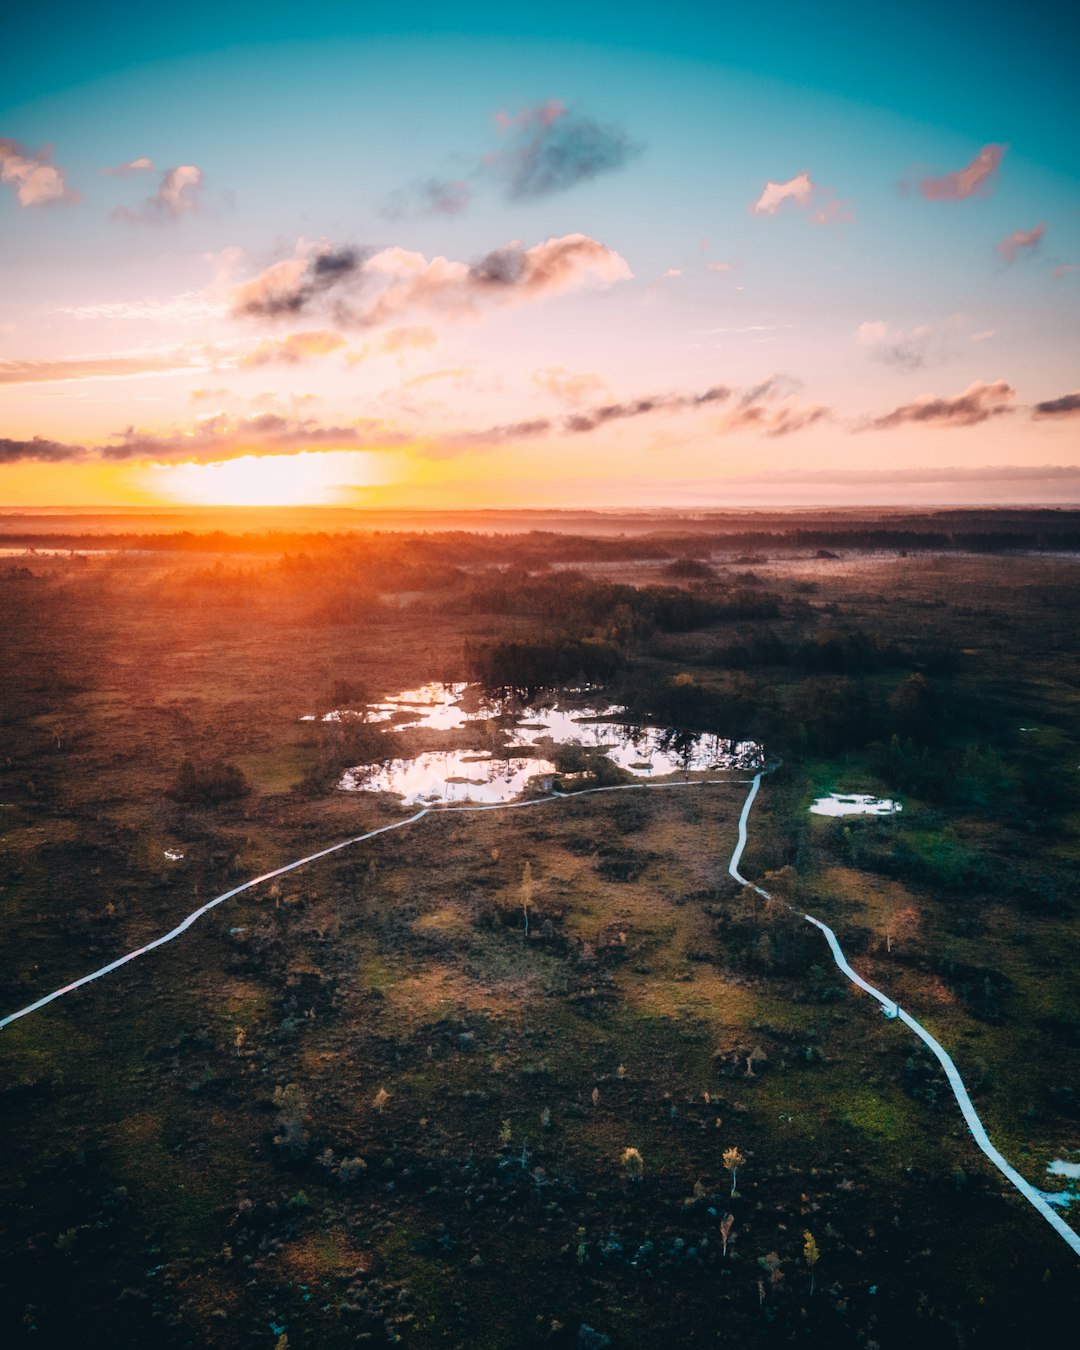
[334,682,765,806]
[341,751,558,805]
[509,709,761,776]
[1048,1159,1080,1179]
[163,849,184,861]
[810,793,902,817]
[303,682,475,731]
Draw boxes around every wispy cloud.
[563,386,730,435]
[381,101,639,219]
[96,413,407,461]
[1031,392,1080,418]
[103,156,154,176]
[380,177,471,221]
[997,222,1045,265]
[532,366,610,405]
[230,234,632,327]
[238,330,347,367]
[717,375,830,437]
[56,292,224,322]
[434,382,731,453]
[857,319,947,371]
[488,101,640,201]
[721,463,1080,489]
[0,136,77,207]
[436,376,829,453]
[112,164,204,224]
[0,350,212,386]
[378,326,439,354]
[864,380,1016,429]
[695,324,794,336]
[917,143,1005,201]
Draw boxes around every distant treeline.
[456,570,779,634]
[0,528,670,564]
[4,508,1080,557]
[697,527,1080,553]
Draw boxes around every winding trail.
[3,768,1078,1258]
[0,776,735,1032]
[730,770,1080,1259]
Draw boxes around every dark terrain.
[1,509,1078,1348]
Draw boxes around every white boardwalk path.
[730,770,1080,1259]
[3,769,1078,1258]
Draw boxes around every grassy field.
[1,519,1078,1348]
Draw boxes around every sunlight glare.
[140,450,389,506]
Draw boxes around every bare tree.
[719,1213,735,1257]
[521,860,535,935]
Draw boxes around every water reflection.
[341,751,558,806]
[809,793,902,817]
[334,682,764,805]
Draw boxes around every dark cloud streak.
[865,380,1016,430]
[0,436,84,463]
[1032,392,1080,418]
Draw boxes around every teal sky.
[1,2,1078,506]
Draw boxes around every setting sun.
[141,450,390,506]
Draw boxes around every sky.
[1,0,1078,509]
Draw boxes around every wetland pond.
[305,682,764,807]
[810,792,902,817]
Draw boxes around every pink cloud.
[112,164,205,224]
[918,144,1006,201]
[231,234,632,328]
[104,157,154,176]
[717,375,830,437]
[0,137,76,207]
[1053,264,1076,279]
[752,171,813,215]
[751,171,850,224]
[997,222,1045,264]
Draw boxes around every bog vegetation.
[0,508,1078,1349]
